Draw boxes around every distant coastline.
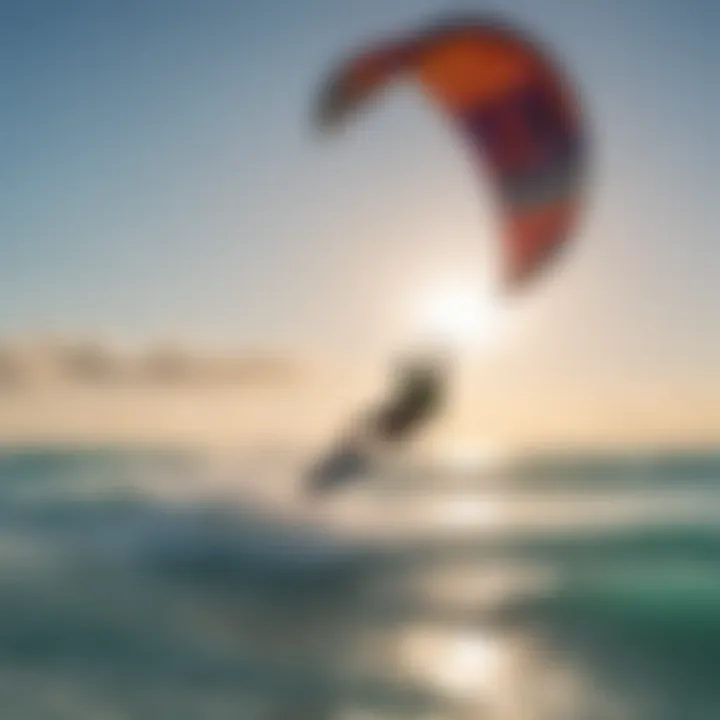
[0,337,299,390]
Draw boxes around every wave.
[0,446,718,717]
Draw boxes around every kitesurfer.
[306,355,447,494]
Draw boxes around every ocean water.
[0,446,718,719]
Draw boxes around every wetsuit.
[307,363,444,494]
[373,370,443,442]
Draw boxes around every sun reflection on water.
[400,626,506,703]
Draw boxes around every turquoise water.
[0,446,718,719]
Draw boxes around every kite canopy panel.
[316,15,586,291]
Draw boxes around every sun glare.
[402,627,505,700]
[413,280,503,352]
[432,495,502,531]
[443,441,504,468]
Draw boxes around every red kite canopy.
[316,15,586,291]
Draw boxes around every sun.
[412,279,504,352]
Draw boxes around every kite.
[315,14,586,291]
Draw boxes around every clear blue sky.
[1,0,717,390]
